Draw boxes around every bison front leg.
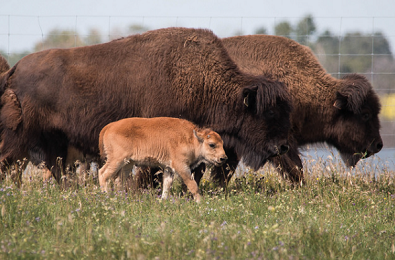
[161,167,174,200]
[207,148,239,188]
[173,163,201,203]
[269,146,304,184]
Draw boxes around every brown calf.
[98,117,227,202]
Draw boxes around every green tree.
[127,24,149,35]
[314,30,340,74]
[316,30,339,54]
[34,29,85,52]
[84,28,102,45]
[371,32,392,56]
[0,50,30,67]
[295,14,316,45]
[274,21,293,38]
[254,27,267,35]
[339,31,392,73]
[233,30,244,36]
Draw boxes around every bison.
[215,34,382,182]
[99,117,227,202]
[0,28,292,185]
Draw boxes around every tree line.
[1,15,394,95]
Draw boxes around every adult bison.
[0,28,292,184]
[216,34,382,182]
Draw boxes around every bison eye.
[209,143,216,148]
[265,109,275,119]
[361,112,371,121]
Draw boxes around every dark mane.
[338,74,381,114]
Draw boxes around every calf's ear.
[193,129,204,143]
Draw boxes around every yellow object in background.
[381,94,395,120]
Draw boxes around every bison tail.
[0,55,10,74]
[0,89,22,131]
[0,64,17,97]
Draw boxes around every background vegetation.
[1,15,393,92]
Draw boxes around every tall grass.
[0,155,394,259]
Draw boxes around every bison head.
[225,78,292,171]
[331,74,383,167]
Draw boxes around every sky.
[1,0,395,53]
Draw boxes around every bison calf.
[98,117,227,202]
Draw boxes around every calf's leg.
[98,159,125,192]
[161,167,174,200]
[172,162,201,203]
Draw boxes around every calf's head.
[194,129,227,166]
[331,74,383,167]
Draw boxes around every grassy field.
[0,155,394,259]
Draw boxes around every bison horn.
[243,95,249,107]
[333,100,342,110]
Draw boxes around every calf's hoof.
[194,194,202,203]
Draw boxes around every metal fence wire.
[0,15,394,149]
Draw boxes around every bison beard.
[0,28,292,185]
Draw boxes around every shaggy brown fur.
[0,55,11,182]
[0,55,8,74]
[0,28,292,184]
[98,117,227,202]
[218,34,382,182]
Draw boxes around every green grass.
[1,156,395,259]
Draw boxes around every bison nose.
[375,141,383,153]
[279,144,289,155]
[220,155,228,162]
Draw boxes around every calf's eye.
[209,143,216,148]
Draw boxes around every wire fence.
[0,15,394,150]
